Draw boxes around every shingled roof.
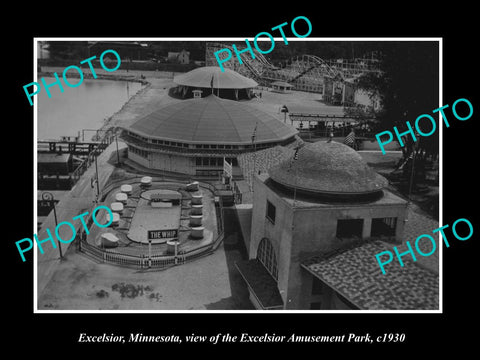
[125,94,298,145]
[301,240,439,310]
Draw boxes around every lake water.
[37,78,144,141]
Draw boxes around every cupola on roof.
[173,66,258,89]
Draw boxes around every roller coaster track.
[288,55,340,79]
[205,43,378,91]
[205,42,278,82]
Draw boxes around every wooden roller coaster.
[205,42,380,93]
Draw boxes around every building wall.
[250,175,408,310]
[250,175,294,308]
[178,51,190,64]
[343,82,355,105]
[149,152,196,175]
[285,203,406,309]
[128,151,149,169]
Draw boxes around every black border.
[6,5,478,353]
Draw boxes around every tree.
[350,41,439,161]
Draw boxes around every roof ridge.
[190,99,211,142]
[214,96,243,142]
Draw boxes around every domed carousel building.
[172,66,258,100]
[120,94,299,177]
[236,141,439,310]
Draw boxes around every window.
[129,146,148,159]
[195,157,202,166]
[371,217,397,237]
[257,238,278,280]
[266,200,276,224]
[336,218,363,239]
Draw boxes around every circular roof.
[173,66,258,89]
[126,95,298,144]
[269,141,388,195]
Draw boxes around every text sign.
[148,229,178,240]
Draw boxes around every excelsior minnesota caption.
[78,333,182,343]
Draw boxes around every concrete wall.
[285,203,406,309]
[250,176,294,308]
[234,204,253,250]
[249,176,407,310]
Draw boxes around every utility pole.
[94,149,100,201]
[115,132,120,165]
[41,192,62,259]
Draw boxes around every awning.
[235,259,283,310]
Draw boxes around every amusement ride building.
[172,66,258,100]
[236,141,439,310]
[120,67,299,177]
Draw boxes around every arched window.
[257,238,278,281]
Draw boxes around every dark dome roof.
[269,141,388,195]
[173,66,258,89]
[126,94,297,144]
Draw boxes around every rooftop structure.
[120,95,298,177]
[271,81,293,93]
[172,66,258,100]
[174,66,257,89]
[235,140,437,310]
[268,141,387,198]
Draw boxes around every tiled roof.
[302,240,439,310]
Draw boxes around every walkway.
[36,141,126,299]
[36,207,253,311]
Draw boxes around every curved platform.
[126,189,182,244]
